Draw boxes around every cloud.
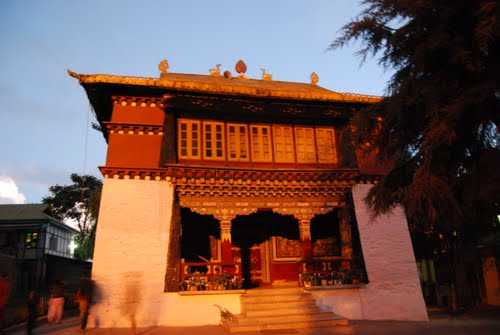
[0,175,27,204]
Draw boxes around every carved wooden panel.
[273,237,302,260]
[312,237,341,257]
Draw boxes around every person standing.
[75,278,93,332]
[26,290,39,335]
[0,272,12,335]
[47,281,65,324]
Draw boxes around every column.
[339,207,353,270]
[299,219,313,263]
[220,219,235,273]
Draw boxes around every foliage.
[332,0,500,232]
[43,174,102,260]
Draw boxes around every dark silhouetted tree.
[43,174,102,260]
[332,1,500,310]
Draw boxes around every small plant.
[301,272,312,287]
[340,269,353,285]
[214,304,236,323]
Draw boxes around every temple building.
[69,60,428,329]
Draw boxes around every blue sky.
[0,0,392,203]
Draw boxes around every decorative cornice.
[111,96,164,108]
[99,165,380,186]
[100,167,164,180]
[165,165,360,181]
[68,70,382,104]
[98,165,371,199]
[175,179,352,199]
[104,122,164,136]
[179,198,340,227]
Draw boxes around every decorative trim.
[111,96,164,108]
[99,166,381,190]
[180,198,338,228]
[220,220,232,242]
[100,167,166,181]
[104,122,164,135]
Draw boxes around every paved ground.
[6,308,500,335]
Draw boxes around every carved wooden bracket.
[179,197,340,244]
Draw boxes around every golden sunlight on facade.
[69,59,427,331]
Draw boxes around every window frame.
[315,127,338,164]
[294,126,317,163]
[250,124,273,162]
[202,120,226,161]
[272,124,295,163]
[177,119,201,160]
[227,123,250,162]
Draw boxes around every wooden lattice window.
[250,125,272,162]
[203,121,225,160]
[295,126,316,163]
[273,125,295,163]
[227,123,249,161]
[178,119,201,159]
[315,127,338,163]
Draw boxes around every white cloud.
[0,175,27,204]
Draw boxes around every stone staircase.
[221,287,348,332]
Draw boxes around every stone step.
[226,288,349,333]
[241,293,313,303]
[244,287,303,296]
[244,306,322,317]
[235,312,340,326]
[243,299,317,311]
[222,316,348,333]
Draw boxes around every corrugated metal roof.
[0,204,79,233]
[0,204,50,221]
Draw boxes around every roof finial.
[158,59,169,77]
[67,69,80,80]
[209,64,222,76]
[310,72,319,86]
[260,68,272,81]
[235,59,247,78]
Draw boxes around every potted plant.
[301,272,312,288]
[341,269,353,285]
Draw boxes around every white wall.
[89,178,241,328]
[312,184,428,321]
[352,184,428,321]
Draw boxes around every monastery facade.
[69,60,427,328]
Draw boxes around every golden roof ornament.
[209,64,221,76]
[310,72,319,86]
[235,59,247,78]
[158,59,169,77]
[261,68,272,81]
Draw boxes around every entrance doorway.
[231,210,300,288]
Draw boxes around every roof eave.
[68,70,382,104]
